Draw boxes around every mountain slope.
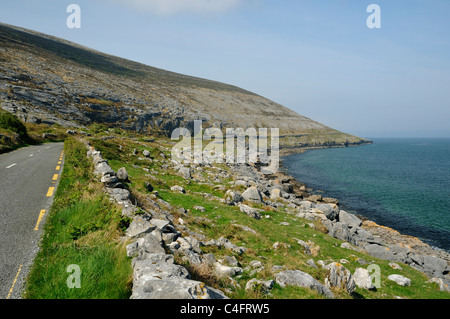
[0,23,371,151]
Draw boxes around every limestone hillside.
[0,23,370,152]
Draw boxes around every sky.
[1,0,449,138]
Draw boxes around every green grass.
[24,138,133,299]
[23,130,447,299]
[89,133,450,300]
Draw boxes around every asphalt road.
[0,142,64,299]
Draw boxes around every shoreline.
[276,147,450,265]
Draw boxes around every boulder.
[428,277,450,292]
[275,270,334,299]
[408,254,450,278]
[101,174,118,185]
[245,278,274,294]
[178,166,191,179]
[270,188,282,199]
[353,268,376,290]
[325,262,356,294]
[126,217,157,239]
[106,188,131,202]
[306,195,322,202]
[170,185,186,193]
[388,274,411,287]
[242,186,263,203]
[223,256,240,267]
[214,262,243,277]
[94,162,115,176]
[131,279,228,299]
[224,190,244,205]
[364,244,395,261]
[143,150,151,157]
[133,258,190,288]
[117,167,129,181]
[239,204,262,220]
[315,203,339,221]
[218,237,245,255]
[338,210,362,227]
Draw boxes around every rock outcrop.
[0,22,371,154]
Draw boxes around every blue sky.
[1,0,449,138]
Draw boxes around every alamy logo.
[66,264,81,288]
[171,120,279,174]
[367,4,381,29]
[66,4,81,29]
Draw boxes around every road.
[0,142,64,299]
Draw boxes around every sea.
[282,138,450,253]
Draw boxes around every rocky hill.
[0,22,370,152]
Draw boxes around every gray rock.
[133,257,189,286]
[364,244,395,261]
[389,263,402,270]
[325,262,356,294]
[338,210,362,227]
[94,162,115,176]
[218,237,245,255]
[184,236,202,254]
[183,249,203,265]
[131,279,228,299]
[353,268,375,290]
[242,186,263,203]
[408,254,450,278]
[245,278,274,293]
[275,270,334,299]
[214,262,243,277]
[224,256,240,267]
[117,167,129,181]
[315,203,339,221]
[101,174,118,185]
[176,237,193,251]
[203,253,216,265]
[428,277,450,292]
[306,259,318,268]
[388,274,411,287]
[170,185,186,193]
[178,166,191,179]
[270,188,282,199]
[224,190,244,205]
[135,233,166,256]
[126,217,157,239]
[106,187,131,202]
[238,204,262,220]
[143,150,151,157]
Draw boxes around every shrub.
[0,109,28,137]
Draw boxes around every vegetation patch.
[24,138,133,299]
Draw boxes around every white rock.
[388,274,411,287]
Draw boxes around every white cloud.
[111,0,243,15]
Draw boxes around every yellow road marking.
[52,174,58,181]
[56,166,60,170]
[46,187,55,197]
[6,265,22,299]
[34,210,46,231]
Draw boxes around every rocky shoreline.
[85,138,450,297]
[273,156,450,284]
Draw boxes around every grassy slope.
[24,138,132,299]
[88,132,448,300]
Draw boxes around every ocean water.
[282,138,450,252]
